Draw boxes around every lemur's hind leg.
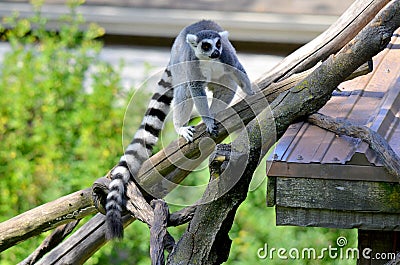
[173,84,195,142]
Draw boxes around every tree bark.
[19,220,80,265]
[150,199,171,265]
[255,0,391,88]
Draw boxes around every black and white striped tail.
[105,68,173,240]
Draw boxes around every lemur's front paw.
[207,124,218,137]
[246,84,257,95]
[205,119,218,137]
[243,82,256,96]
[179,126,196,142]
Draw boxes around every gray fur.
[171,20,254,142]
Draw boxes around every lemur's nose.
[210,50,220,58]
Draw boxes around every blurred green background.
[0,1,357,264]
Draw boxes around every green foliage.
[0,1,114,211]
[0,2,149,264]
[0,1,356,264]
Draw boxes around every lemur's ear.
[219,31,229,39]
[186,34,198,47]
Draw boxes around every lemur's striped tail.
[105,68,173,240]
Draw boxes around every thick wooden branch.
[255,0,391,88]
[125,181,175,253]
[308,113,400,178]
[150,199,171,265]
[274,1,399,133]
[167,205,196,226]
[0,188,95,252]
[125,181,154,226]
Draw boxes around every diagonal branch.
[19,220,80,265]
[255,0,391,87]
[308,113,400,178]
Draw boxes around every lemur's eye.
[201,42,211,51]
[216,39,221,49]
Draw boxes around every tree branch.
[150,199,172,265]
[19,220,80,265]
[0,188,95,252]
[255,0,391,87]
[271,1,400,138]
[308,113,400,178]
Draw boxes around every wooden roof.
[267,30,400,183]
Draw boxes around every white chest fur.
[199,60,225,82]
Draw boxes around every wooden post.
[357,230,400,265]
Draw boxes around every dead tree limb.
[0,188,95,252]
[150,199,171,265]
[269,1,399,138]
[308,113,400,178]
[167,2,400,263]
[255,0,391,88]
[126,182,175,255]
[36,213,134,265]
[167,206,196,226]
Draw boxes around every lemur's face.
[186,30,228,60]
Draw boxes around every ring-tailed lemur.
[105,19,254,239]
